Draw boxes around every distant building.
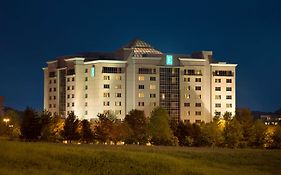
[43,39,237,123]
[261,115,281,125]
[0,96,4,117]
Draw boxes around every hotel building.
[43,39,237,123]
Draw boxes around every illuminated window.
[215,95,221,100]
[115,102,122,106]
[115,110,121,115]
[166,55,173,65]
[184,94,190,99]
[104,93,110,97]
[187,111,191,116]
[215,79,221,83]
[116,75,122,80]
[138,76,145,81]
[185,86,191,91]
[161,94,165,100]
[138,93,144,98]
[198,95,202,99]
[91,67,95,77]
[150,102,157,107]
[150,85,156,90]
[104,76,110,80]
[226,104,232,108]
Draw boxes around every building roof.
[122,39,163,57]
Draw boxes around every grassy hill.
[0,140,280,175]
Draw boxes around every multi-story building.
[43,39,237,123]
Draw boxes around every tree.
[20,107,41,141]
[200,121,223,147]
[61,112,80,143]
[80,119,94,143]
[223,118,243,148]
[110,120,131,145]
[0,109,21,138]
[149,107,176,146]
[271,125,281,149]
[124,110,148,145]
[94,112,116,144]
[236,108,255,147]
[250,120,267,148]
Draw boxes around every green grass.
[0,140,280,175]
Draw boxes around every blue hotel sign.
[166,55,173,65]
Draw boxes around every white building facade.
[43,39,237,123]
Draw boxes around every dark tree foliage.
[223,118,243,148]
[271,125,281,149]
[61,112,80,143]
[80,119,94,143]
[124,110,148,145]
[94,112,116,144]
[20,107,41,141]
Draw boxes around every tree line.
[1,107,281,149]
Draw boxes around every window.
[115,102,122,106]
[195,111,201,116]
[67,78,70,82]
[67,94,70,99]
[215,95,221,100]
[104,93,110,97]
[85,69,88,73]
[139,85,144,89]
[215,103,221,108]
[54,96,56,100]
[103,101,110,106]
[72,86,74,90]
[184,102,190,107]
[184,69,202,75]
[138,68,156,74]
[72,103,74,107]
[195,86,201,91]
[102,67,124,73]
[67,103,70,107]
[85,94,88,98]
[104,84,110,89]
[104,76,110,80]
[85,111,88,115]
[67,86,70,90]
[150,85,156,90]
[226,87,232,91]
[115,85,121,89]
[186,86,191,91]
[115,75,122,80]
[53,88,56,92]
[85,102,88,107]
[49,96,52,100]
[226,79,232,83]
[213,70,233,76]
[49,88,52,92]
[226,104,232,108]
[150,94,156,98]
[195,103,201,107]
[150,102,157,107]
[138,102,145,106]
[115,93,122,98]
[226,95,232,99]
[150,77,156,81]
[138,93,144,98]
[195,78,201,82]
[115,110,122,115]
[85,85,88,90]
[72,94,74,98]
[85,77,88,81]
[198,95,202,99]
[49,80,52,84]
[184,94,190,99]
[54,80,56,84]
[161,94,165,100]
[138,76,145,81]
[72,77,75,81]
[215,87,221,91]
[187,111,191,116]
[215,79,221,83]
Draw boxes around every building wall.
[43,52,237,122]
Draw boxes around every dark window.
[213,70,233,76]
[102,67,124,73]
[139,85,145,89]
[150,77,156,81]
[138,68,156,74]
[104,84,110,89]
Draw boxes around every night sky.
[0,0,280,112]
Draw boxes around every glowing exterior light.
[91,67,95,77]
[3,118,10,126]
[166,55,173,65]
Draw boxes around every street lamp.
[3,118,10,126]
